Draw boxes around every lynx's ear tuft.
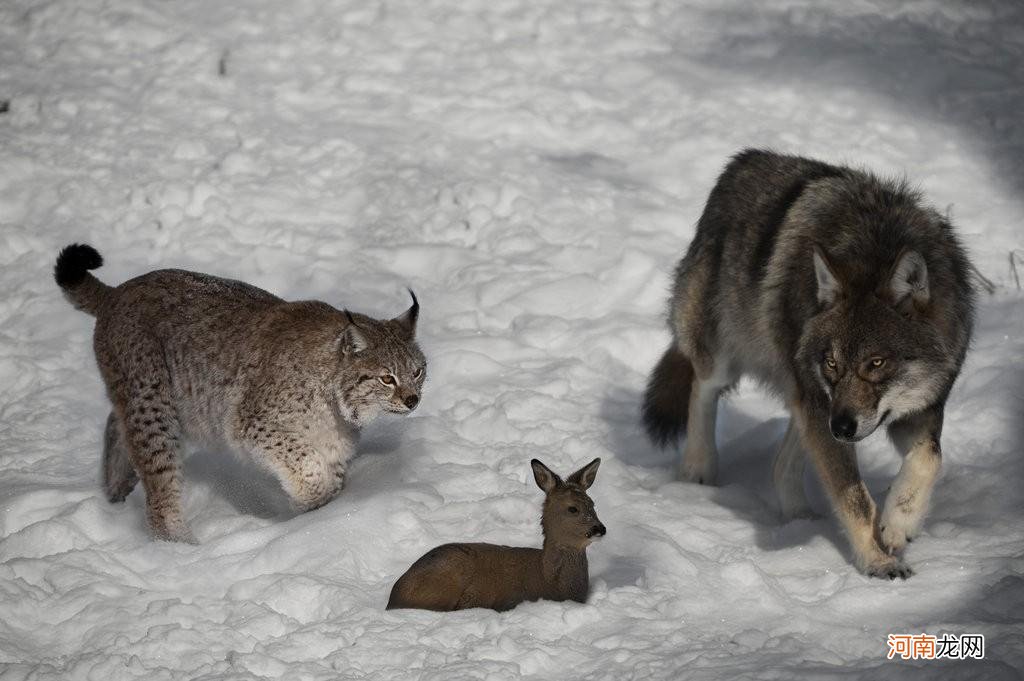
[393,289,419,338]
[341,311,370,354]
[812,245,843,307]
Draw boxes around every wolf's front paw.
[880,522,915,555]
[879,507,922,555]
[863,553,914,580]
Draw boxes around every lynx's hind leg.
[122,389,193,543]
[103,330,194,543]
[103,411,138,502]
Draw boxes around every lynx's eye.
[379,374,396,386]
[871,357,886,368]
[568,506,579,514]
[413,367,424,380]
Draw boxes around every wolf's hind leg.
[103,411,138,502]
[772,420,814,519]
[880,408,943,555]
[678,361,732,485]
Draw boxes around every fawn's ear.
[812,245,843,308]
[566,458,601,490]
[531,459,562,493]
[341,311,370,354]
[392,289,419,339]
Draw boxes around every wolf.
[642,150,975,579]
[55,244,425,542]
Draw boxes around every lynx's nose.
[830,412,858,441]
[404,394,419,410]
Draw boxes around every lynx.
[55,244,426,543]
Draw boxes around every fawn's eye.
[379,374,396,386]
[871,357,886,368]
[568,506,579,514]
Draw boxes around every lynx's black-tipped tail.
[641,345,693,448]
[54,243,111,315]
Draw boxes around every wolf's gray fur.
[56,244,425,542]
[643,150,975,579]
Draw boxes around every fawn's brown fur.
[387,458,605,612]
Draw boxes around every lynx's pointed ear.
[566,457,601,490]
[812,245,842,307]
[890,249,929,308]
[392,289,419,338]
[341,311,370,354]
[531,459,562,494]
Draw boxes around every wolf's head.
[797,246,955,442]
[336,291,426,425]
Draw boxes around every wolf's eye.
[568,506,579,514]
[871,357,886,368]
[824,357,837,370]
[379,374,396,386]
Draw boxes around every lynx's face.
[336,294,425,424]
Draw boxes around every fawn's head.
[531,458,605,550]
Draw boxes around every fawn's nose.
[404,394,419,410]
[589,524,606,538]
[830,411,858,441]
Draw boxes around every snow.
[2,0,1023,678]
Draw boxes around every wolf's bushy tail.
[54,243,111,316]
[641,345,693,448]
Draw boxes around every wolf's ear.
[392,289,419,339]
[566,458,601,490]
[341,312,370,354]
[812,245,842,307]
[531,459,562,494]
[890,250,929,308]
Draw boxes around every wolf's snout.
[830,412,858,441]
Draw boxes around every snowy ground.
[2,0,1023,678]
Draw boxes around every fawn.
[387,458,605,612]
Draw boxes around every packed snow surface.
[2,0,1023,678]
